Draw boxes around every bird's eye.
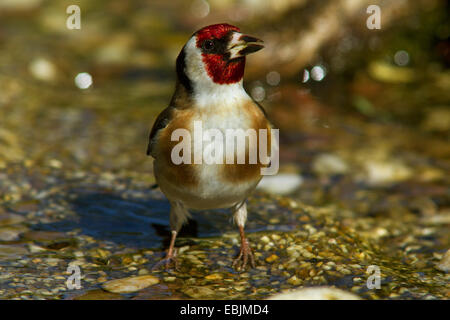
[203,40,214,51]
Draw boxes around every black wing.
[146,106,173,157]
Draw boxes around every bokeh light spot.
[75,72,93,89]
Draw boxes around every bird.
[147,23,275,271]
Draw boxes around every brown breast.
[156,100,272,186]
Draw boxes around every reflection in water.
[33,190,297,249]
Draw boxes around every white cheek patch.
[184,37,212,88]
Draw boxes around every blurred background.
[0,0,449,300]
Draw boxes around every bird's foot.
[232,238,255,271]
[152,249,179,271]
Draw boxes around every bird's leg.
[152,230,179,271]
[232,202,255,270]
[232,225,256,270]
[153,201,190,271]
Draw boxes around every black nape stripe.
[176,47,193,94]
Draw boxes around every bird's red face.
[194,24,264,85]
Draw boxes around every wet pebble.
[287,275,302,286]
[205,273,223,281]
[101,275,159,294]
[0,212,25,226]
[0,225,27,241]
[257,173,303,195]
[0,244,28,259]
[183,286,215,299]
[74,289,123,300]
[268,287,361,300]
[436,249,450,273]
[313,153,349,175]
[363,159,412,186]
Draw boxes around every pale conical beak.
[228,32,264,60]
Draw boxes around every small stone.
[269,218,280,224]
[28,244,47,253]
[234,286,246,292]
[287,275,302,286]
[271,234,281,241]
[266,254,279,263]
[48,159,62,168]
[121,256,133,265]
[436,249,450,272]
[374,228,389,238]
[328,238,337,245]
[132,254,142,261]
[287,245,301,258]
[178,246,190,254]
[185,254,202,265]
[422,210,450,225]
[0,226,26,241]
[313,153,349,175]
[205,273,223,281]
[101,275,159,294]
[0,244,28,259]
[183,286,215,299]
[45,258,61,266]
[257,173,303,195]
[268,287,361,300]
[138,268,149,276]
[300,250,314,259]
[260,235,270,244]
[88,248,110,259]
[0,213,25,226]
[364,159,412,186]
[40,290,53,296]
[74,289,123,300]
[164,276,176,282]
